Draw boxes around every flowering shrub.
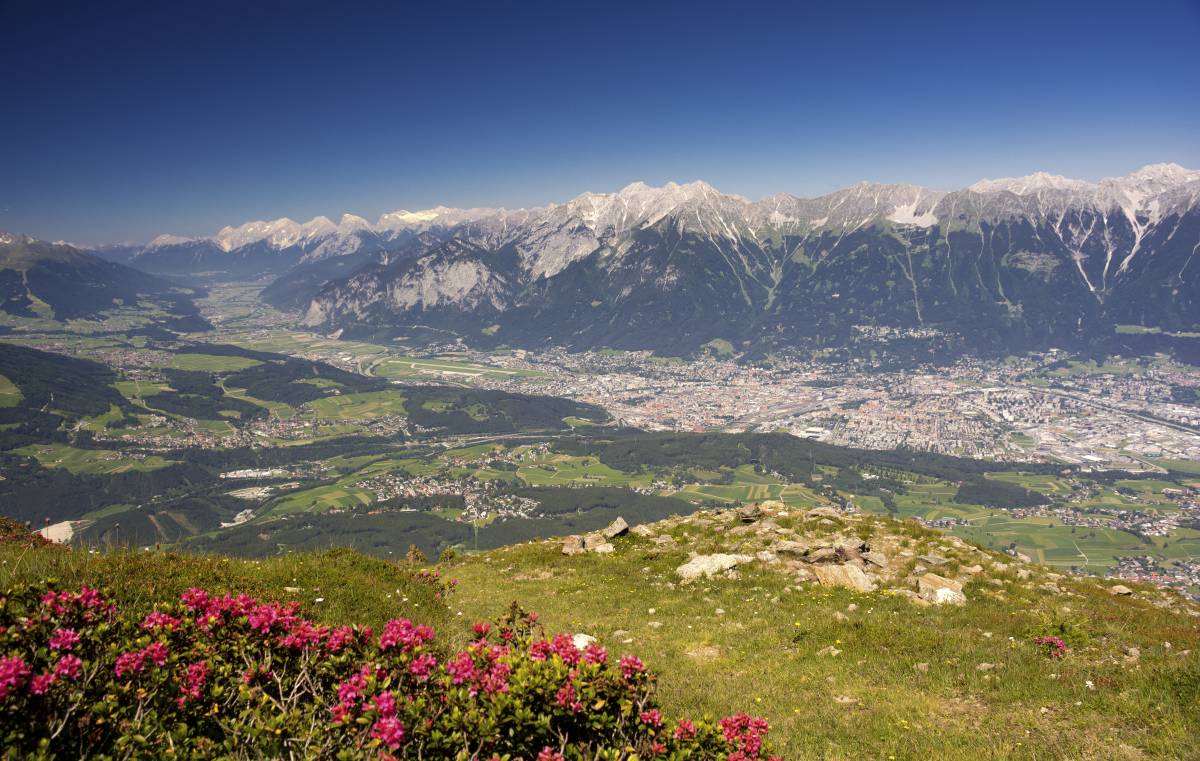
[0,583,777,759]
[1033,635,1068,658]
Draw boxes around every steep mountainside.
[102,164,1200,354]
[297,164,1200,354]
[0,233,208,330]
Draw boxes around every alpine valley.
[5,167,1200,761]
[92,163,1200,358]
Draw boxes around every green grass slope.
[444,508,1200,760]
[2,506,1197,760]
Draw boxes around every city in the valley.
[6,285,1199,598]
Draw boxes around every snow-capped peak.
[376,206,470,230]
[298,216,337,238]
[1118,162,1197,184]
[146,233,198,249]
[214,218,303,252]
[1101,163,1200,202]
[338,213,371,230]
[969,171,1095,195]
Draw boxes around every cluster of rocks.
[645,501,980,605]
[553,500,1172,612]
[561,517,629,556]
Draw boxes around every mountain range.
[87,163,1200,355]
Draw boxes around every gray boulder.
[602,516,630,539]
[676,553,753,580]
[812,564,877,592]
[917,573,966,605]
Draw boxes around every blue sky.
[3,0,1199,244]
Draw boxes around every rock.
[975,662,996,671]
[918,554,949,566]
[1016,568,1032,580]
[753,519,780,535]
[1110,585,1134,596]
[1016,552,1033,563]
[601,517,629,539]
[806,507,843,520]
[756,550,779,564]
[284,586,303,594]
[714,608,726,616]
[561,535,586,556]
[804,547,842,564]
[835,542,866,564]
[917,574,966,606]
[1125,646,1140,661]
[891,589,931,607]
[913,662,929,673]
[572,634,597,650]
[773,540,814,557]
[563,532,617,555]
[816,645,842,657]
[647,621,663,629]
[734,503,763,523]
[863,551,889,569]
[833,611,849,623]
[1039,583,1062,595]
[963,564,984,575]
[630,524,655,538]
[675,553,753,580]
[812,564,877,593]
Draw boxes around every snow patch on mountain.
[969,171,1095,195]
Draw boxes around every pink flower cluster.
[331,663,383,723]
[3,584,781,758]
[0,655,31,700]
[48,628,80,651]
[27,655,84,696]
[114,641,169,677]
[720,713,778,761]
[673,719,697,741]
[177,660,208,706]
[444,640,514,697]
[140,611,183,632]
[619,655,646,681]
[40,587,113,622]
[1033,635,1068,658]
[369,692,406,750]
[378,618,434,653]
[175,589,371,654]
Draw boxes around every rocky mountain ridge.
[297,165,1200,355]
